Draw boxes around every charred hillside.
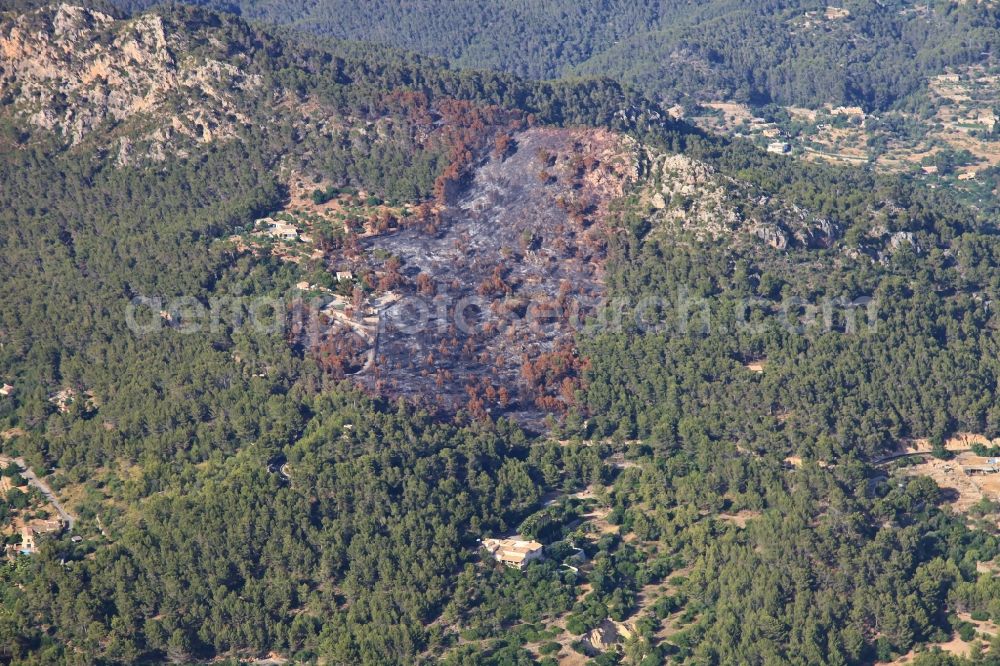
[5,2,1000,666]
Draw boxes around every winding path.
[0,455,76,530]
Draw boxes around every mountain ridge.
[98,0,1000,111]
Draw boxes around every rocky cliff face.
[0,3,262,162]
[645,150,840,251]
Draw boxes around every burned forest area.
[16,3,1000,664]
[305,125,638,426]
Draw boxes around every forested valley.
[103,0,1000,112]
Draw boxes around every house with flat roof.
[482,538,544,569]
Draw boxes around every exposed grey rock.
[752,222,789,250]
[1,3,261,161]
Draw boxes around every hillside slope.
[101,0,1000,111]
[6,3,1000,666]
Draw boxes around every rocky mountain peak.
[0,3,261,160]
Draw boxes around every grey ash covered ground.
[359,127,637,423]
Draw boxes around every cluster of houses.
[731,116,792,151]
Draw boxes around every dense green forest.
[6,2,1000,664]
[104,0,1000,111]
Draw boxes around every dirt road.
[0,455,75,530]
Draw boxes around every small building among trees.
[481,538,544,569]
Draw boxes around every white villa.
[482,538,544,569]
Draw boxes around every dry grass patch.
[718,510,762,528]
[891,636,987,663]
[900,457,985,513]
